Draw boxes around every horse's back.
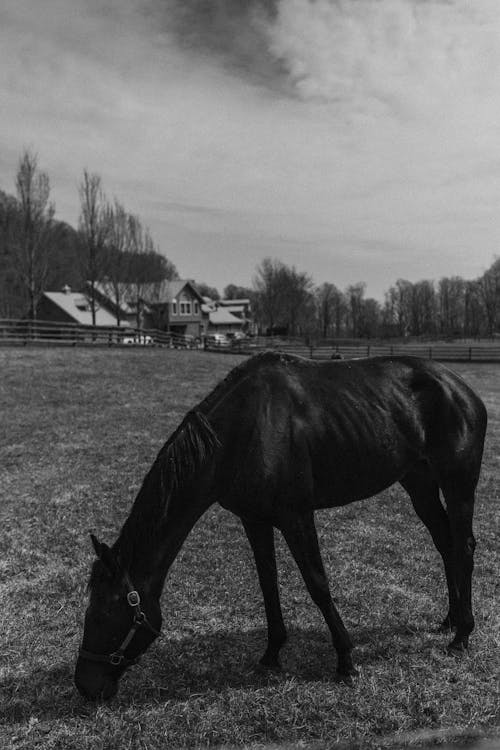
[209,353,486,515]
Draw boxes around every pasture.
[0,348,498,749]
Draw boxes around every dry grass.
[0,348,498,749]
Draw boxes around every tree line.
[247,257,500,339]
[0,149,178,325]
[1,149,499,339]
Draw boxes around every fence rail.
[1,320,500,362]
[0,319,195,349]
[225,338,500,362]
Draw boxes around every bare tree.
[359,297,381,338]
[315,282,346,338]
[196,282,220,300]
[346,282,366,338]
[100,201,132,326]
[253,258,314,336]
[438,277,465,337]
[127,215,176,329]
[384,279,413,337]
[253,258,287,333]
[78,170,111,326]
[464,280,484,338]
[478,259,500,337]
[411,280,437,337]
[6,150,55,319]
[223,284,252,300]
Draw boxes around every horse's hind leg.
[441,476,478,653]
[400,471,459,630]
[242,520,287,669]
[279,511,355,678]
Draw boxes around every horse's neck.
[116,474,213,597]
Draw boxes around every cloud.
[0,0,499,297]
[163,0,284,88]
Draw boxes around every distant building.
[202,297,253,334]
[93,279,207,338]
[36,286,128,327]
[38,282,253,338]
[217,298,252,321]
[160,280,206,338]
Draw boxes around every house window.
[180,302,191,315]
[194,301,199,314]
[172,301,177,315]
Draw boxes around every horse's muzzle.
[74,657,119,701]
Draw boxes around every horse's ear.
[90,534,117,574]
[90,533,101,558]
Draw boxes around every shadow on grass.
[0,621,449,723]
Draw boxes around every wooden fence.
[0,319,193,349]
[223,337,500,363]
[1,320,499,362]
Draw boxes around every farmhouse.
[91,279,206,337]
[92,280,252,338]
[38,281,252,339]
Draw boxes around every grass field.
[0,348,498,750]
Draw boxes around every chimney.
[62,284,71,294]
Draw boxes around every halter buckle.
[110,652,124,666]
[134,611,146,625]
[127,590,141,607]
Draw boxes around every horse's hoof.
[256,659,282,673]
[335,669,357,686]
[446,642,466,658]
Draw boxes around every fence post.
[469,347,472,361]
[367,344,370,357]
[429,347,433,359]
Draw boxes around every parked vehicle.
[226,331,247,342]
[204,333,230,348]
[122,332,154,345]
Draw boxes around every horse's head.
[74,534,162,701]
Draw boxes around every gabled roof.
[158,279,204,303]
[217,299,250,306]
[44,292,127,326]
[94,279,204,307]
[93,282,137,315]
[209,308,243,326]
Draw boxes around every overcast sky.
[1,0,499,299]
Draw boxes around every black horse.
[75,353,487,700]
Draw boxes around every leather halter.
[79,579,161,668]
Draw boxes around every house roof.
[159,279,204,303]
[44,292,127,326]
[217,299,250,306]
[94,282,138,315]
[209,308,243,326]
[94,279,204,308]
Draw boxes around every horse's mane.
[108,354,278,567]
[156,409,221,497]
[195,351,279,414]
[115,409,221,564]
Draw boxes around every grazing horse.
[75,353,487,700]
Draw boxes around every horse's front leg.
[279,510,356,680]
[242,520,287,669]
